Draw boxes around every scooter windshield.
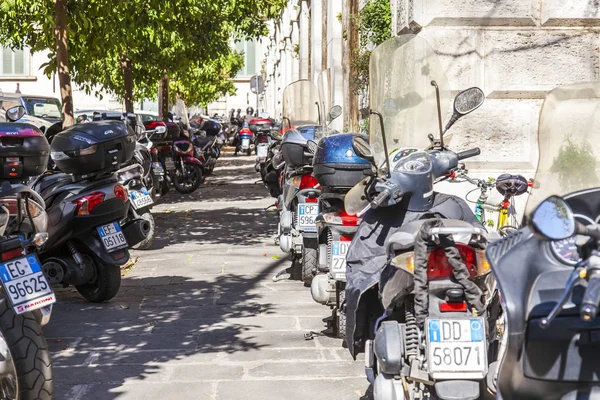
[369,34,452,165]
[316,68,336,137]
[526,82,600,213]
[282,80,320,130]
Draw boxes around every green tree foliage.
[352,0,391,95]
[550,138,599,191]
[0,0,286,109]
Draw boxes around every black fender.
[78,235,130,266]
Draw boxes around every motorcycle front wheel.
[174,164,203,194]
[0,298,53,399]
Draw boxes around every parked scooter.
[343,35,495,400]
[276,80,322,284]
[31,119,149,302]
[487,81,600,400]
[236,122,254,156]
[0,106,54,399]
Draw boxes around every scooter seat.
[30,173,74,206]
[193,135,216,151]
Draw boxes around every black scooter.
[487,81,600,400]
[30,120,149,302]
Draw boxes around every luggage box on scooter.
[248,118,272,135]
[0,123,50,182]
[313,133,372,189]
[50,120,136,175]
[281,126,318,168]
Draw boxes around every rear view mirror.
[445,87,485,132]
[327,105,342,122]
[6,106,25,122]
[307,140,318,155]
[352,136,374,163]
[530,196,575,240]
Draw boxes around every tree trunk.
[121,53,134,113]
[158,74,169,120]
[342,0,359,131]
[53,0,74,127]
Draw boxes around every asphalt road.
[45,150,371,399]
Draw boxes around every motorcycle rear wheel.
[174,164,203,194]
[75,258,122,302]
[0,298,53,400]
[302,246,317,287]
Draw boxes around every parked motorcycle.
[236,122,254,156]
[31,119,150,302]
[343,35,495,400]
[309,127,372,338]
[154,115,203,194]
[487,81,600,400]
[0,106,54,399]
[277,80,322,285]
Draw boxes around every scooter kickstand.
[272,268,290,282]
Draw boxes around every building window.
[235,40,257,77]
[1,47,30,77]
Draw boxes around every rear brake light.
[299,174,319,190]
[339,211,359,226]
[390,244,489,280]
[305,197,318,203]
[150,148,158,154]
[73,192,105,216]
[427,244,477,281]
[1,248,23,261]
[114,185,128,202]
[440,302,468,312]
[340,235,353,242]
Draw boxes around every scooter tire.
[335,288,346,340]
[75,260,122,303]
[0,298,53,399]
[131,211,155,250]
[174,164,203,194]
[302,246,317,287]
[246,148,252,156]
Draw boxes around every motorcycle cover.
[345,192,482,356]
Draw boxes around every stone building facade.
[261,0,600,216]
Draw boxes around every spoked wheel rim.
[0,331,18,399]
[176,165,200,190]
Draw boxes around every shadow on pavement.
[147,207,278,250]
[46,254,292,399]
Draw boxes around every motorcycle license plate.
[151,162,164,176]
[164,157,176,171]
[0,254,56,314]
[129,186,154,210]
[257,144,268,158]
[297,203,319,232]
[331,241,350,281]
[97,222,128,252]
[242,138,250,149]
[426,318,487,377]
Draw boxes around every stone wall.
[390,0,600,176]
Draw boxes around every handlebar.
[581,269,600,320]
[370,190,390,209]
[457,147,481,160]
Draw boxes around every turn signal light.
[73,192,105,216]
[114,185,128,202]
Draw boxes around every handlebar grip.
[457,148,481,160]
[370,190,390,209]
[581,270,600,321]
